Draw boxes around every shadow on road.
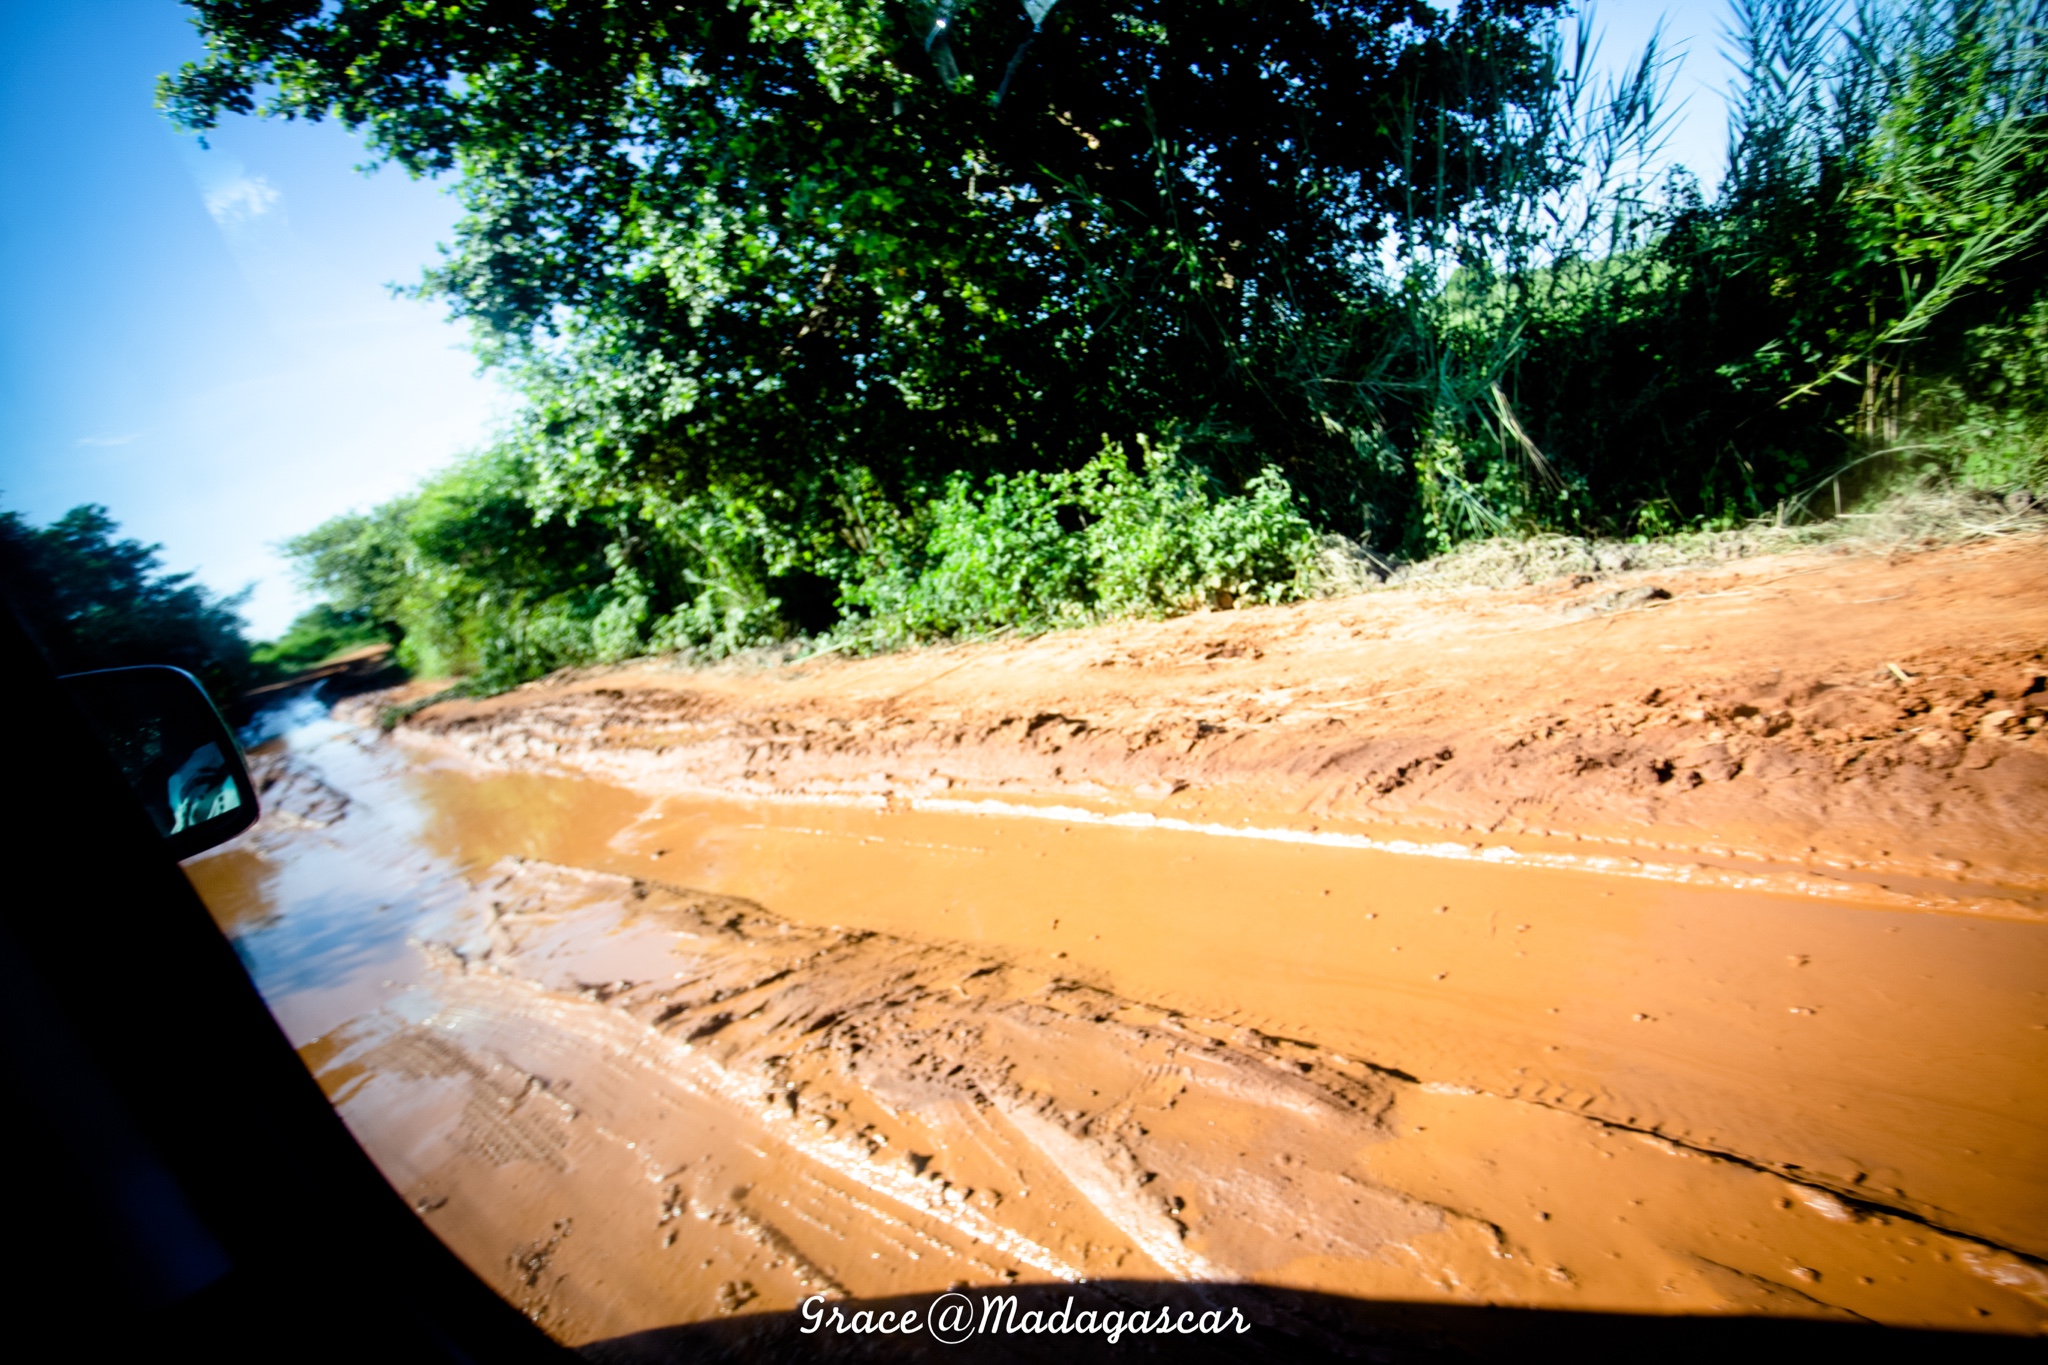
[582,1279,2035,1363]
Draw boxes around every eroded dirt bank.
[403,534,2048,905]
[190,537,2048,1352]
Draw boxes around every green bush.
[839,443,1318,647]
[1088,449,1319,614]
[282,451,807,690]
[842,467,1091,643]
[250,604,388,672]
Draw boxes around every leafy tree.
[250,604,388,673]
[0,504,259,702]
[177,1,2048,690]
[163,0,1576,535]
[282,501,418,644]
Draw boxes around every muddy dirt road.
[188,537,2048,1353]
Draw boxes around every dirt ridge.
[388,536,2048,905]
[356,856,2048,1332]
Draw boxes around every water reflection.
[235,687,337,750]
[187,703,473,1044]
[191,846,278,935]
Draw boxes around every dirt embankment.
[397,535,2048,906]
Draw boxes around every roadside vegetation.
[0,502,391,704]
[0,503,265,703]
[249,603,390,674]
[155,0,2047,688]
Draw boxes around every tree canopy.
[0,505,260,701]
[161,1,2048,686]
[164,0,1581,525]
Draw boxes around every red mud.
[189,535,2048,1347]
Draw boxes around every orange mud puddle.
[187,539,2048,1351]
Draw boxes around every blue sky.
[0,0,503,637]
[0,1,1735,640]
[1595,1,1740,184]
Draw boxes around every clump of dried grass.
[1310,483,2045,596]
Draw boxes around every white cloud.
[203,174,282,226]
[74,432,139,447]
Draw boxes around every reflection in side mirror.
[61,666,260,861]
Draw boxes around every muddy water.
[186,710,2048,1345]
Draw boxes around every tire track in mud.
[360,737,2048,1255]
[436,859,1476,1287]
[1446,1073,2048,1280]
[309,857,2048,1337]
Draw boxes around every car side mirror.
[61,666,259,860]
